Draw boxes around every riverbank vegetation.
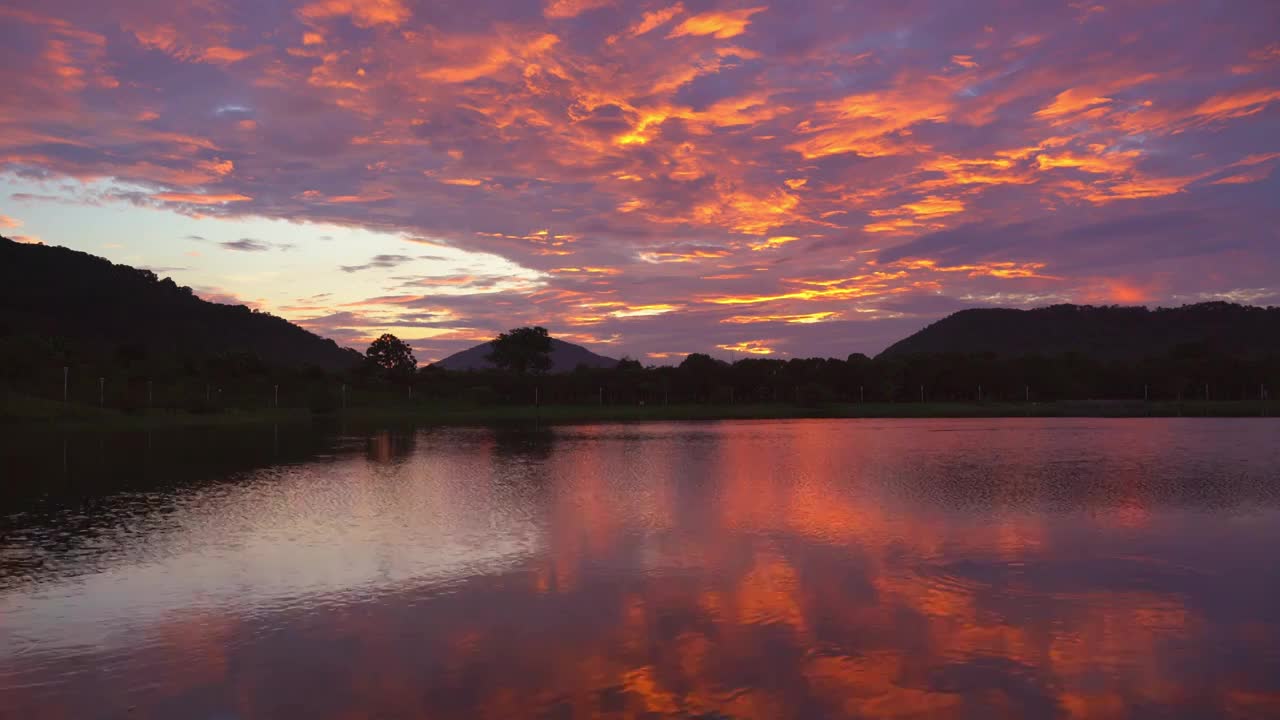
[5,335,1276,430]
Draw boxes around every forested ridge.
[882,303,1280,359]
[0,235,361,372]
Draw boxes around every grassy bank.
[4,390,1276,430]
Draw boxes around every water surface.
[2,418,1279,718]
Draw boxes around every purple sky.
[2,0,1278,362]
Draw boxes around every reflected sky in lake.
[2,419,1279,719]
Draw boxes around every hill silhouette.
[0,236,361,370]
[880,303,1280,359]
[436,338,618,372]
[1,237,1277,416]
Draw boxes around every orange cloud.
[704,279,895,305]
[543,0,614,19]
[298,0,410,27]
[1210,170,1269,185]
[716,340,775,354]
[889,258,1057,280]
[748,235,801,251]
[550,266,621,275]
[1078,175,1194,203]
[152,192,252,204]
[620,3,685,38]
[722,312,838,324]
[687,186,801,235]
[865,196,965,234]
[609,304,681,318]
[198,46,255,64]
[0,214,21,229]
[129,25,255,65]
[1185,87,1280,126]
[788,76,954,159]
[1120,87,1280,135]
[417,32,558,83]
[1035,150,1139,174]
[1034,89,1113,120]
[638,248,732,263]
[667,6,767,40]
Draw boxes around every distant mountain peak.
[434,337,618,372]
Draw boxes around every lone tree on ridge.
[366,333,417,376]
[487,326,553,374]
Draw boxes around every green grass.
[3,389,1275,430]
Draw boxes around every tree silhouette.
[366,333,416,376]
[487,326,552,374]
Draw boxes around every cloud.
[543,0,614,19]
[152,192,252,205]
[616,3,684,39]
[297,0,410,28]
[194,286,262,308]
[667,7,767,39]
[220,238,271,252]
[340,254,416,272]
[0,0,1276,359]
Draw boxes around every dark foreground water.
[2,418,1279,719]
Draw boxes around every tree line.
[410,329,1278,407]
[7,325,1275,416]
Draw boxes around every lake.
[2,418,1279,718]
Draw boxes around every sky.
[1,0,1278,363]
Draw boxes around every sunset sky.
[2,0,1277,362]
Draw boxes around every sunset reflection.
[1,420,1278,718]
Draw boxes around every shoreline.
[5,398,1276,431]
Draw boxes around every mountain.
[0,236,362,370]
[879,302,1280,359]
[435,338,619,372]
